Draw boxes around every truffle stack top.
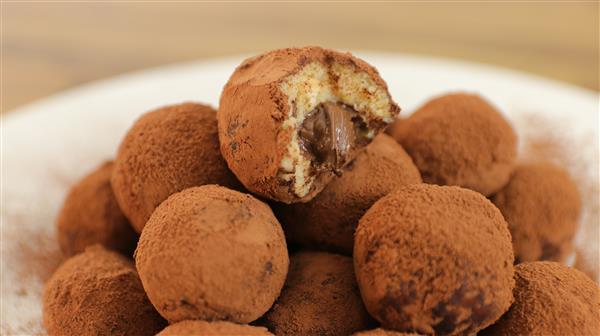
[218,46,400,203]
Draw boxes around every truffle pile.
[44,46,595,336]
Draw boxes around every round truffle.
[43,245,166,336]
[481,262,600,335]
[56,161,137,257]
[276,134,421,255]
[218,47,400,203]
[354,329,423,336]
[492,163,581,263]
[157,321,273,336]
[135,185,289,323]
[112,102,240,232]
[391,93,517,196]
[262,251,373,335]
[354,184,515,335]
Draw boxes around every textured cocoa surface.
[43,245,166,336]
[276,134,421,255]
[390,93,517,196]
[354,184,515,335]
[157,320,273,336]
[135,185,289,324]
[481,261,600,335]
[262,251,373,335]
[112,102,241,232]
[56,161,137,257]
[492,163,581,263]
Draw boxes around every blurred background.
[3,2,598,113]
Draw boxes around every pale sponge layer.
[279,61,395,197]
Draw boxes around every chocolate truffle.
[354,329,423,336]
[157,321,273,336]
[276,134,421,255]
[112,102,240,232]
[354,184,514,335]
[262,251,373,335]
[135,185,289,324]
[481,262,600,335]
[56,161,137,256]
[43,245,166,336]
[492,163,581,263]
[391,93,517,196]
[218,47,400,203]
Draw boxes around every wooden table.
[3,2,598,113]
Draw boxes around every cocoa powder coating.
[354,184,515,335]
[157,320,273,336]
[391,93,517,196]
[354,329,423,336]
[261,251,373,335]
[43,245,166,336]
[218,46,399,203]
[112,102,240,232]
[481,261,600,335]
[135,185,289,324]
[276,134,421,255]
[56,161,137,257]
[492,163,581,263]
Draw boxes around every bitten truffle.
[157,321,273,336]
[56,161,137,257]
[43,245,166,336]
[492,163,581,263]
[262,251,373,335]
[218,47,400,203]
[354,329,423,336]
[112,102,240,232]
[391,93,517,196]
[354,184,515,335]
[481,262,600,335]
[135,185,289,324]
[276,134,421,255]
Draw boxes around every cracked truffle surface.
[56,161,137,257]
[112,102,240,232]
[480,262,600,336]
[354,184,514,335]
[157,320,273,336]
[43,245,166,336]
[262,251,373,335]
[391,93,517,196]
[218,47,400,203]
[492,163,581,263]
[276,134,421,255]
[135,185,289,324]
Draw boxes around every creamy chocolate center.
[298,102,370,175]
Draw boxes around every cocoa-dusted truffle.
[56,161,137,256]
[112,103,240,232]
[391,93,517,196]
[135,185,289,323]
[262,251,373,335]
[354,184,514,335]
[492,163,581,263]
[354,329,423,336]
[276,134,421,255]
[157,321,273,336]
[218,47,400,203]
[43,245,166,336]
[481,262,600,335]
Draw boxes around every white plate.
[2,53,598,334]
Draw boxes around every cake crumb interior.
[279,61,394,198]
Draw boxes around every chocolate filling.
[299,102,370,175]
